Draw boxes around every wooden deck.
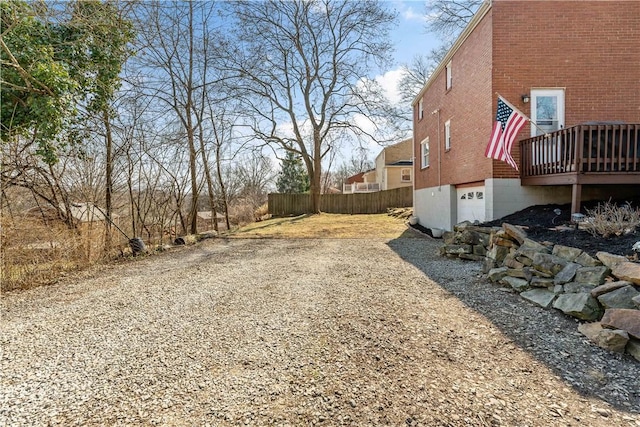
[519,124,640,212]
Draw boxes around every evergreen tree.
[276,151,310,194]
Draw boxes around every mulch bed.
[414,197,640,257]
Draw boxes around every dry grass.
[229,213,418,239]
[583,200,640,238]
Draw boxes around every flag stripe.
[485,96,528,171]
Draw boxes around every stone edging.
[440,222,640,361]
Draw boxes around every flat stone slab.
[596,251,629,268]
[552,245,583,262]
[590,281,633,298]
[601,309,640,339]
[611,261,640,285]
[521,289,556,308]
[577,322,629,353]
[502,223,527,245]
[553,293,602,321]
[597,285,640,309]
[574,266,611,285]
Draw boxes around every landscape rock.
[611,261,640,285]
[574,251,601,267]
[503,256,524,269]
[597,285,640,309]
[514,248,542,263]
[601,309,640,339]
[596,251,629,268]
[633,294,640,309]
[532,253,568,276]
[442,231,456,245]
[459,230,481,245]
[487,245,509,264]
[553,293,602,320]
[506,267,533,281]
[564,282,598,294]
[520,289,556,308]
[530,277,554,288]
[520,238,551,254]
[578,322,629,353]
[578,322,630,353]
[553,262,580,285]
[494,237,518,248]
[482,257,497,273]
[552,245,583,262]
[443,244,472,255]
[574,266,611,285]
[459,253,485,261]
[590,281,633,298]
[515,255,533,266]
[502,223,527,245]
[552,285,564,294]
[473,245,487,256]
[626,339,640,362]
[501,276,529,292]
[487,267,509,283]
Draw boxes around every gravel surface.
[1,235,639,426]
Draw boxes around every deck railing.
[520,124,640,178]
[342,182,381,193]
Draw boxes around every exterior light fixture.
[521,94,530,103]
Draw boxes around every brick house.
[413,0,640,232]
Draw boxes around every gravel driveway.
[1,236,639,426]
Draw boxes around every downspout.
[432,109,441,189]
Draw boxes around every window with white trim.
[445,61,452,90]
[418,98,424,120]
[401,168,411,182]
[421,137,430,168]
[444,120,451,150]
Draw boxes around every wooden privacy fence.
[268,186,413,216]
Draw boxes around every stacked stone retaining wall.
[441,222,640,361]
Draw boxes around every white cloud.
[374,67,404,105]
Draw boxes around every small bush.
[583,200,640,238]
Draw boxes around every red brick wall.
[492,0,640,178]
[414,10,493,190]
[414,0,640,189]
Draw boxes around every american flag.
[485,96,528,170]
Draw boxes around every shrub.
[583,200,640,238]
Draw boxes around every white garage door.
[457,186,486,224]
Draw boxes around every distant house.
[343,138,413,193]
[413,0,639,232]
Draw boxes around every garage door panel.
[457,186,485,224]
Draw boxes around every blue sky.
[366,1,441,111]
[388,0,440,66]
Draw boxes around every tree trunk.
[215,143,231,230]
[103,109,113,252]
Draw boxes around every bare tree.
[398,55,435,106]
[225,0,396,213]
[131,1,221,234]
[398,1,482,105]
[424,0,483,42]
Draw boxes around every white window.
[421,137,430,168]
[445,61,452,90]
[444,120,451,150]
[401,168,411,182]
[418,98,424,120]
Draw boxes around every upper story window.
[418,98,424,120]
[445,120,451,151]
[421,137,430,168]
[401,168,412,182]
[445,61,452,90]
